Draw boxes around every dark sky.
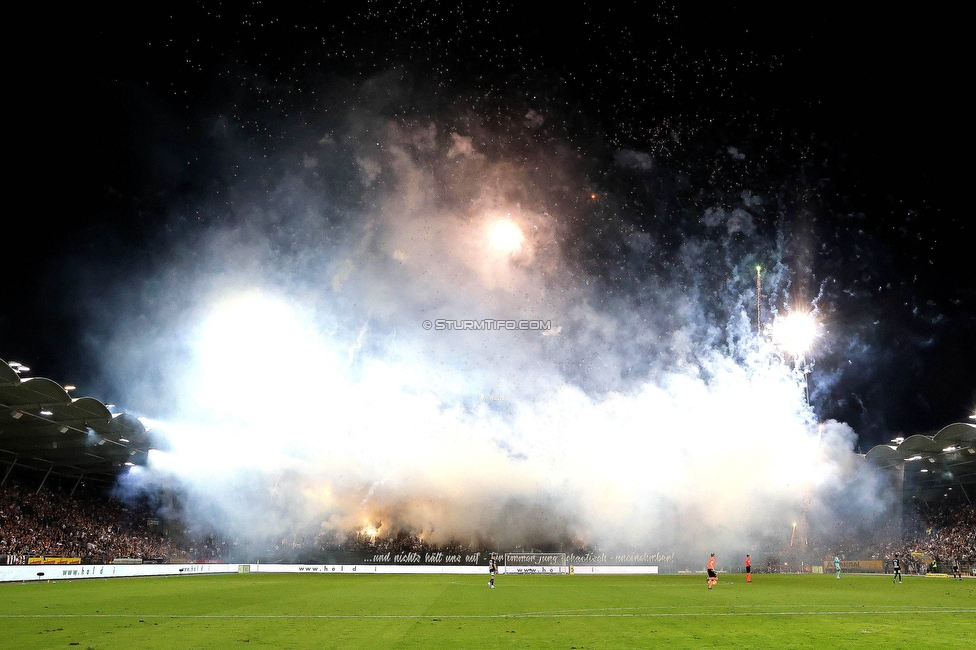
[7,3,973,450]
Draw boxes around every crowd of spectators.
[0,479,479,566]
[0,481,174,564]
[249,527,496,564]
[873,499,976,575]
[809,498,976,575]
[3,474,975,573]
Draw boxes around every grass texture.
[2,572,974,648]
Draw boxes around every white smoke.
[103,79,894,561]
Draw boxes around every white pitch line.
[514,602,956,615]
[2,609,975,620]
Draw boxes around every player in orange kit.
[745,554,752,583]
[707,553,717,589]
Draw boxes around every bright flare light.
[773,311,818,357]
[360,524,380,541]
[192,290,340,417]
[487,219,524,254]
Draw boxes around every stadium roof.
[865,422,976,501]
[0,359,156,486]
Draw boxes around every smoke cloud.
[97,74,894,562]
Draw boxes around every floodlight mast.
[756,266,762,338]
[800,357,810,406]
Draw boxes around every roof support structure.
[957,479,972,505]
[1,456,16,486]
[36,462,54,494]
[70,472,84,497]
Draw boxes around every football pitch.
[2,573,973,649]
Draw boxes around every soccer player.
[707,553,717,589]
[891,554,902,584]
[488,553,498,588]
[833,555,841,579]
[952,557,961,580]
[745,554,752,583]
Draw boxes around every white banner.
[0,563,238,582]
[253,564,490,575]
[571,565,659,574]
[1,562,659,582]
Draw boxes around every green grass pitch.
[2,573,973,649]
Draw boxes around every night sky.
[8,3,973,452]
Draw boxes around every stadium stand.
[3,358,975,571]
[874,499,976,576]
[0,479,172,565]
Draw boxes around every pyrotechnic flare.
[487,219,524,255]
[773,311,818,358]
